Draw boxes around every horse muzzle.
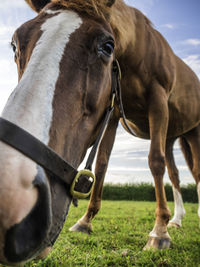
[0,165,52,265]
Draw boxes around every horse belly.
[168,99,200,137]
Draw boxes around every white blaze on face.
[169,186,186,227]
[0,11,82,227]
[2,10,82,144]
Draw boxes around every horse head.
[0,0,117,264]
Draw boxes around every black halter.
[0,59,136,199]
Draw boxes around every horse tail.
[179,136,193,171]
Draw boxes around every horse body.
[68,0,200,249]
[112,6,200,138]
[0,0,200,264]
[112,4,200,236]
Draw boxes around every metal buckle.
[111,93,115,108]
[70,169,96,199]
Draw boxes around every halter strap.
[0,117,77,184]
[0,107,115,199]
[0,59,136,199]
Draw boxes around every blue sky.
[0,0,200,184]
[129,0,200,76]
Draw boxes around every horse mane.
[51,0,112,20]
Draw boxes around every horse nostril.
[4,166,52,263]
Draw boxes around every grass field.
[21,201,200,266]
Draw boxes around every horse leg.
[69,115,119,234]
[180,126,200,222]
[144,84,171,250]
[165,138,186,228]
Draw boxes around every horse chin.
[3,166,52,265]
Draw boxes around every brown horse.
[0,0,200,265]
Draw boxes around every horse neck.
[110,1,137,56]
[110,2,154,62]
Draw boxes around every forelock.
[51,0,112,20]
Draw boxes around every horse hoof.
[143,237,171,250]
[168,221,181,228]
[69,221,92,234]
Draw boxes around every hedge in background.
[102,183,198,203]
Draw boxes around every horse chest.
[121,75,148,114]
[120,86,150,137]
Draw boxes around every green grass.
[20,201,200,266]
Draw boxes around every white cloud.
[0,0,27,9]
[0,25,16,46]
[0,25,15,36]
[0,59,17,81]
[182,39,200,46]
[183,55,200,78]
[161,23,176,29]
[0,0,34,114]
[0,59,16,113]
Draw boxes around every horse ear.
[25,0,51,13]
[106,0,116,7]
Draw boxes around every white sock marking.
[197,182,200,218]
[2,10,82,144]
[170,186,185,226]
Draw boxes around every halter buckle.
[70,169,96,199]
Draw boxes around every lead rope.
[113,60,137,137]
[85,59,137,171]
[84,85,116,170]
[84,105,114,171]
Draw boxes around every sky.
[0,0,200,185]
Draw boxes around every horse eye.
[99,41,114,57]
[11,41,16,53]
